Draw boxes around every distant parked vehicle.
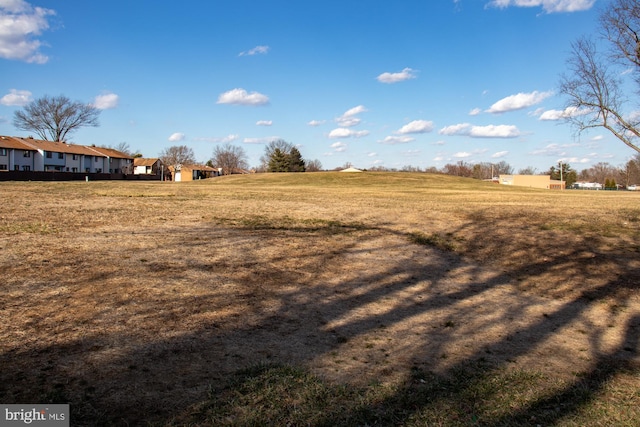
[627,184,638,191]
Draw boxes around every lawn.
[0,172,638,426]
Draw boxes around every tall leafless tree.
[560,0,640,154]
[159,145,196,168]
[260,139,294,170]
[13,95,100,142]
[211,143,249,175]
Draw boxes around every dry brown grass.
[0,173,638,425]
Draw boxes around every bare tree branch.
[13,95,100,142]
[560,34,640,154]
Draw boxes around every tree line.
[10,0,640,183]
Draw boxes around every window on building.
[66,167,69,172]
[46,151,52,158]
[58,152,64,159]
[23,151,31,158]
[95,156,99,162]
[0,149,6,156]
[72,154,78,160]
[72,167,78,173]
[22,165,30,171]
[85,168,90,173]
[14,165,19,171]
[0,164,7,170]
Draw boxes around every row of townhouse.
[0,135,132,174]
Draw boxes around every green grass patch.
[215,214,369,234]
[408,231,458,251]
[0,221,59,235]
[178,362,640,426]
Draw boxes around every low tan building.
[499,174,565,190]
[168,164,220,181]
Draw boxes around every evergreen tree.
[288,147,306,172]
[268,148,290,172]
[263,140,307,172]
[548,162,577,187]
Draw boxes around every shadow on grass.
[0,216,638,426]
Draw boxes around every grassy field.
[0,172,638,426]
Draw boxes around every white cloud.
[343,105,367,117]
[328,128,370,139]
[453,152,472,158]
[403,149,422,156]
[217,88,269,106]
[469,108,482,116]
[0,0,55,63]
[244,136,279,144]
[530,142,579,156]
[256,120,273,126]
[538,106,589,121]
[93,92,119,110]
[367,152,377,157]
[308,119,326,126]
[486,0,595,13]
[486,90,553,114]
[331,141,347,152]
[470,124,521,138]
[380,135,415,144]
[558,156,591,164]
[336,116,361,127]
[194,134,239,143]
[376,67,417,84]
[439,123,521,138]
[168,132,185,142]
[439,123,472,136]
[492,151,509,158]
[397,120,433,134]
[335,105,367,127]
[238,45,270,56]
[0,88,31,106]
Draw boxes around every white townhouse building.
[0,136,132,173]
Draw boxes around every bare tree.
[112,142,133,156]
[211,143,249,175]
[159,145,196,168]
[580,161,618,184]
[260,139,294,170]
[560,0,640,154]
[617,157,640,186]
[305,159,323,172]
[442,161,473,177]
[13,95,100,142]
[518,166,538,175]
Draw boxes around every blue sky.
[1,0,634,172]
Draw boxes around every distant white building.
[572,181,603,190]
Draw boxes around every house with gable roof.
[0,135,132,174]
[133,158,164,176]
